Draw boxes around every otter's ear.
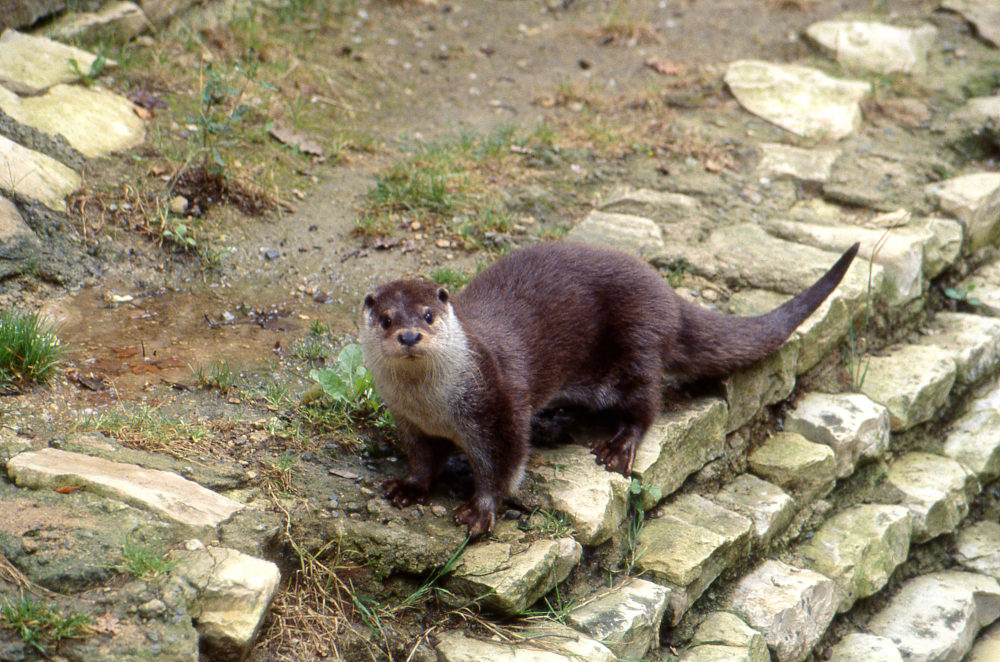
[437,288,449,303]
[363,294,375,309]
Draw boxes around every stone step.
[924,172,1000,254]
[916,312,1000,386]
[0,133,81,211]
[960,259,1000,316]
[0,29,114,94]
[944,379,1000,482]
[755,142,840,185]
[564,209,664,258]
[725,560,837,662]
[795,504,912,613]
[747,431,836,504]
[563,577,670,660]
[827,634,903,662]
[713,474,795,550]
[682,612,769,662]
[868,571,1000,662]
[436,624,615,662]
[954,521,1000,581]
[806,20,937,75]
[967,621,1000,662]
[858,344,957,431]
[724,339,798,433]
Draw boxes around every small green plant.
[944,283,983,309]
[847,234,888,393]
[159,210,199,251]
[522,508,573,538]
[306,344,392,429]
[624,478,661,574]
[522,581,577,621]
[293,335,334,362]
[309,319,331,336]
[396,536,470,611]
[661,258,689,288]
[0,597,91,653]
[262,380,290,408]
[260,451,300,494]
[191,359,239,392]
[429,267,471,289]
[68,54,106,86]
[113,539,178,579]
[0,310,64,387]
[80,404,210,449]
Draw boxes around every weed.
[661,258,689,288]
[293,336,334,362]
[309,319,331,336]
[624,479,660,575]
[80,404,210,451]
[260,451,299,495]
[522,509,573,538]
[846,234,888,393]
[521,581,577,621]
[0,597,91,653]
[0,310,64,387]
[305,344,392,430]
[113,539,178,580]
[191,359,240,392]
[353,213,395,237]
[395,536,470,611]
[944,283,983,309]
[262,380,290,408]
[68,54,106,86]
[429,267,471,289]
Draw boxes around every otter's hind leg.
[590,358,661,476]
[383,419,453,507]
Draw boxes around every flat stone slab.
[797,504,911,612]
[713,474,795,549]
[598,185,704,225]
[564,577,670,660]
[42,1,151,43]
[916,312,1000,386]
[755,143,840,185]
[960,259,1000,317]
[828,634,903,662]
[436,625,616,662]
[880,452,976,543]
[869,571,1000,662]
[0,195,41,278]
[6,448,243,536]
[565,210,664,258]
[688,611,769,662]
[925,173,1000,254]
[954,521,1000,580]
[0,133,81,211]
[726,560,838,662]
[724,338,798,433]
[859,344,957,431]
[785,392,890,478]
[748,431,836,503]
[943,0,1000,47]
[632,397,727,509]
[513,444,630,546]
[680,645,766,662]
[967,620,1000,662]
[806,21,937,75]
[0,29,112,94]
[0,83,146,158]
[446,536,581,615]
[909,215,964,279]
[953,96,1000,124]
[724,60,870,140]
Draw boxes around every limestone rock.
[446,536,581,615]
[954,521,1000,580]
[436,625,616,662]
[755,143,840,185]
[42,1,151,43]
[512,444,629,546]
[945,383,1000,481]
[713,474,795,549]
[827,633,902,662]
[141,0,198,27]
[916,312,1000,386]
[564,577,670,660]
[6,448,243,537]
[797,504,911,612]
[0,196,40,278]
[967,620,1000,662]
[1,84,146,158]
[806,21,937,75]
[726,560,837,662]
[748,431,836,503]
[953,96,1000,124]
[943,0,1000,47]
[880,452,977,543]
[689,611,770,662]
[724,338,799,433]
[598,185,704,224]
[925,173,1000,254]
[171,544,280,662]
[680,645,767,662]
[908,215,964,278]
[0,29,113,94]
[0,134,81,211]
[565,210,664,258]
[632,398,727,508]
[869,571,1000,662]
[785,392,890,478]
[1,0,67,32]
[859,344,957,431]
[724,60,870,140]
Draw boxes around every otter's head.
[359,279,456,367]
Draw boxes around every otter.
[360,240,859,538]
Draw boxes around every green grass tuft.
[0,310,64,387]
[0,597,90,653]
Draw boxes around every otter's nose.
[398,331,422,347]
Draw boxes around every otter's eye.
[379,315,392,330]
[423,311,434,324]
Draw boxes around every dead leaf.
[133,105,152,120]
[269,126,324,156]
[55,485,83,494]
[645,57,685,76]
[329,468,361,480]
[93,611,123,635]
[113,347,140,359]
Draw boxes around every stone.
[0,196,40,278]
[827,633,903,662]
[0,0,67,32]
[636,495,751,623]
[784,392,890,478]
[631,398,727,508]
[868,571,1000,662]
[917,312,1000,386]
[41,1,151,43]
[953,96,1000,124]
[967,620,1000,662]
[598,185,703,224]
[680,645,765,662]
[0,29,113,94]
[747,431,836,503]
[565,210,664,258]
[1,84,146,158]
[925,173,1000,254]
[171,544,280,662]
[726,560,837,662]
[955,521,1000,580]
[858,344,957,431]
[564,577,670,660]
[6,448,243,537]
[724,338,798,433]
[943,0,1000,47]
[880,452,977,543]
[806,21,937,75]
[908,216,964,278]
[436,625,616,662]
[446,536,581,616]
[713,474,795,549]
[724,60,871,140]
[823,151,927,213]
[945,383,1000,481]
[512,444,630,546]
[755,143,840,185]
[689,611,769,662]
[797,504,912,612]
[0,134,81,211]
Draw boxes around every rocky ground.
[2,0,1000,661]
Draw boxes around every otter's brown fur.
[360,241,859,537]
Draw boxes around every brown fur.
[361,241,859,537]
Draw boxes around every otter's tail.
[667,242,860,378]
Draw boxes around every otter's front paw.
[590,435,637,476]
[454,498,497,539]
[382,478,428,507]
